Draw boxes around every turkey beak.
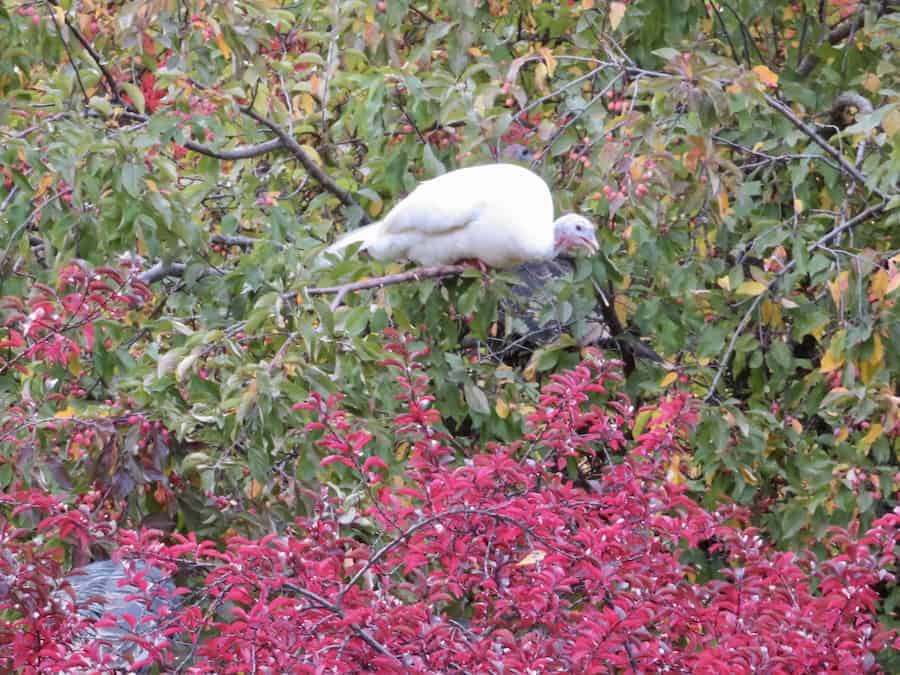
[578,230,599,255]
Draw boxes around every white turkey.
[326,163,598,268]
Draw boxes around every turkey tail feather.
[326,221,381,257]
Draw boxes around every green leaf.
[422,144,446,177]
[120,82,146,114]
[248,443,271,486]
[464,382,490,415]
[342,306,370,336]
[88,96,112,116]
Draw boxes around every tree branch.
[60,17,288,162]
[210,233,285,250]
[62,14,126,106]
[241,108,367,219]
[306,264,469,310]
[796,4,881,77]
[763,94,878,195]
[137,262,188,285]
[183,137,285,160]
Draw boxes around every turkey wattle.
[327,163,598,268]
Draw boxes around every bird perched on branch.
[326,163,598,268]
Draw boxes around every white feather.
[327,164,556,268]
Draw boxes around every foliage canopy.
[0,0,898,671]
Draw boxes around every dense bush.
[2,348,896,672]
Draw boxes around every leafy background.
[1,0,898,653]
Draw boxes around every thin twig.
[63,14,125,105]
[281,582,399,661]
[242,108,367,219]
[49,8,89,105]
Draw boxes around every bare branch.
[62,14,126,106]
[796,4,888,77]
[137,262,190,285]
[763,94,877,195]
[306,264,470,310]
[183,137,285,160]
[210,234,285,250]
[241,108,367,219]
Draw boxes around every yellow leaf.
[870,269,888,301]
[717,190,731,218]
[884,109,900,138]
[752,65,779,88]
[294,92,315,116]
[516,549,546,566]
[215,33,231,60]
[523,362,536,382]
[628,155,646,182]
[726,82,743,95]
[301,144,322,166]
[736,280,767,296]
[248,479,263,499]
[495,398,510,419]
[828,270,849,307]
[793,198,804,214]
[717,275,731,291]
[468,47,483,57]
[538,47,556,77]
[659,371,678,387]
[858,423,883,453]
[859,333,884,384]
[55,406,76,418]
[739,465,759,486]
[666,454,685,485]
[836,426,850,443]
[820,343,845,374]
[582,0,595,9]
[633,409,652,439]
[608,1,627,30]
[760,298,783,328]
[144,179,158,193]
[613,294,628,326]
[34,173,54,199]
[308,73,321,97]
[887,270,900,296]
[394,441,410,461]
[862,73,880,93]
[534,62,549,94]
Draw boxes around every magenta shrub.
[1,335,896,673]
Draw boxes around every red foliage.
[0,262,150,374]
[1,343,896,673]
